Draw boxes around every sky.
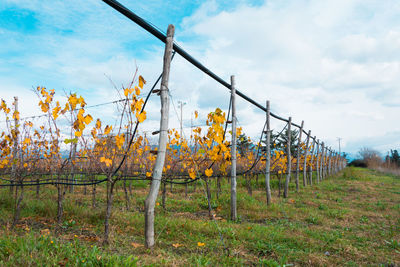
[0,0,400,159]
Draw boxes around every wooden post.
[265,100,271,205]
[308,136,316,186]
[10,97,19,193]
[295,121,304,192]
[315,140,320,183]
[230,75,237,220]
[320,143,325,180]
[303,130,311,186]
[336,152,339,173]
[144,24,174,248]
[283,117,291,198]
[69,142,76,193]
[328,148,333,176]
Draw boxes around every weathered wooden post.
[11,96,23,226]
[303,130,311,186]
[320,143,325,180]
[328,148,332,177]
[144,24,174,248]
[283,117,291,198]
[295,121,304,192]
[10,96,19,193]
[315,139,320,183]
[323,145,327,179]
[337,152,340,172]
[230,75,237,220]
[265,100,271,205]
[69,141,77,193]
[333,151,336,175]
[308,136,316,186]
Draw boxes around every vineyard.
[0,0,368,266]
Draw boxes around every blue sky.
[1,0,400,158]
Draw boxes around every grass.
[0,167,399,266]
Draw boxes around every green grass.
[0,167,399,266]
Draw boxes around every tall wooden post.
[295,121,304,192]
[332,151,337,174]
[69,141,77,193]
[308,136,316,186]
[315,140,320,183]
[283,117,291,198]
[329,148,333,176]
[319,143,323,180]
[322,144,328,179]
[303,130,311,186]
[144,24,174,248]
[230,75,237,220]
[10,97,19,193]
[265,100,271,205]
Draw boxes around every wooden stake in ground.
[308,136,316,186]
[303,130,311,186]
[265,100,271,205]
[283,117,291,198]
[12,96,23,227]
[144,24,174,248]
[230,75,237,221]
[295,121,304,192]
[328,149,333,176]
[10,96,18,194]
[315,140,320,183]
[320,142,325,180]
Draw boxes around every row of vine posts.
[0,21,346,249]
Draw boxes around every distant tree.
[390,149,400,167]
[358,147,381,167]
[348,159,367,168]
[237,134,253,157]
[275,128,299,156]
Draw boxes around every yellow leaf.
[172,243,182,248]
[74,130,82,137]
[137,112,146,123]
[197,242,205,247]
[100,157,112,167]
[138,75,146,89]
[204,168,213,177]
[124,88,130,97]
[68,94,78,110]
[146,172,152,177]
[135,86,140,96]
[131,242,143,248]
[194,110,198,119]
[104,125,112,135]
[23,138,31,145]
[95,119,101,129]
[115,134,125,149]
[188,169,196,179]
[84,114,93,125]
[13,111,20,120]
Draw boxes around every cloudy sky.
[1,0,400,158]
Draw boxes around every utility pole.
[337,137,342,156]
[178,101,186,140]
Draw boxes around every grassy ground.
[0,167,399,266]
